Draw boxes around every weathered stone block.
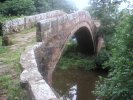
[40,20,51,31]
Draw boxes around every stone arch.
[65,22,95,54]
[44,24,95,86]
[35,11,98,72]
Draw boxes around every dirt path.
[0,29,36,100]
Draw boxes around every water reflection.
[50,68,107,100]
[69,85,77,100]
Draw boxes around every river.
[52,68,107,100]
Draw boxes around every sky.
[69,0,133,10]
[119,0,133,10]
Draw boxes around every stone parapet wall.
[20,43,58,100]
[2,10,66,35]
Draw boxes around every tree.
[33,0,49,13]
[86,0,126,67]
[47,0,77,13]
[87,1,133,99]
[88,0,120,36]
[0,0,36,16]
[53,0,76,13]
[33,0,76,13]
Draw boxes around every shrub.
[95,49,110,68]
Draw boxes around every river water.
[52,68,107,100]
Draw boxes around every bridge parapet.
[1,10,66,35]
[36,11,97,43]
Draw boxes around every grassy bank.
[0,27,36,99]
[57,41,96,70]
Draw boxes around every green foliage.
[0,0,76,18]
[33,0,76,13]
[33,0,49,13]
[95,49,110,68]
[87,0,123,50]
[88,2,133,99]
[94,13,133,99]
[48,0,76,13]
[88,0,119,34]
[0,75,27,100]
[58,41,96,70]
[0,0,36,16]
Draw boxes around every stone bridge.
[36,11,99,53]
[20,10,100,100]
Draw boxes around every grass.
[0,39,27,100]
[58,41,96,70]
[0,74,27,100]
[0,27,36,100]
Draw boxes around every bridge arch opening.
[70,26,94,55]
[52,27,97,100]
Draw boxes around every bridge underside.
[74,27,94,54]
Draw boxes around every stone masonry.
[1,10,66,35]
[20,10,100,100]
[36,11,99,72]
